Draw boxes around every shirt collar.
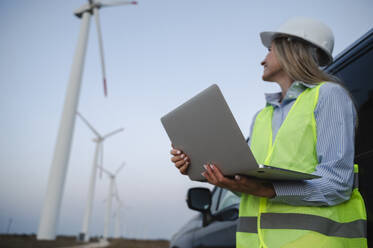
[265,81,316,107]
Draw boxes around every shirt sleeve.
[270,83,356,206]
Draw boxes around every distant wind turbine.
[113,207,122,239]
[6,218,13,234]
[37,0,137,240]
[77,112,124,242]
[113,180,126,239]
[100,163,125,240]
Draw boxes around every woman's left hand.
[202,163,276,198]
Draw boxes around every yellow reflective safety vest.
[237,83,367,248]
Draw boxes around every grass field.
[0,235,169,248]
[107,238,169,248]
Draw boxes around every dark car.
[170,28,373,248]
[170,187,240,248]
[325,27,373,244]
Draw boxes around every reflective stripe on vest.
[238,213,366,238]
[237,216,257,233]
[237,83,367,248]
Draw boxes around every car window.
[210,187,240,214]
[332,43,373,157]
[216,189,240,212]
[335,47,373,110]
[210,187,222,214]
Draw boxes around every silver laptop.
[161,84,320,182]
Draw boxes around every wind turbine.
[37,0,137,240]
[113,181,125,239]
[100,163,125,240]
[77,112,124,242]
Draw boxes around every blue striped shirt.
[249,81,356,206]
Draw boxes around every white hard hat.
[260,17,334,66]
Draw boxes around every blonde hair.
[273,36,358,126]
[272,36,339,85]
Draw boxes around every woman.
[170,17,367,247]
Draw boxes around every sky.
[0,0,372,240]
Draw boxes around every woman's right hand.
[170,147,190,175]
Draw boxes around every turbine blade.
[93,7,108,97]
[102,128,124,140]
[99,0,138,8]
[103,78,108,97]
[98,165,111,176]
[77,112,102,138]
[115,162,125,175]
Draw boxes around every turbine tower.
[100,163,125,240]
[37,0,137,240]
[77,112,124,242]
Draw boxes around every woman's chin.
[262,75,274,82]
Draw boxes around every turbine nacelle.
[74,1,137,18]
[93,137,103,143]
[76,111,124,180]
[99,162,125,179]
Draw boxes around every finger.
[171,153,186,163]
[179,162,189,175]
[175,160,186,168]
[170,149,182,156]
[204,164,218,184]
[210,164,233,184]
[202,170,216,185]
[210,164,228,184]
[210,164,225,182]
[171,156,181,163]
[210,164,238,188]
[184,156,190,163]
[171,154,190,163]
[209,164,224,177]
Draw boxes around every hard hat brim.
[260,31,333,66]
[260,31,277,49]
